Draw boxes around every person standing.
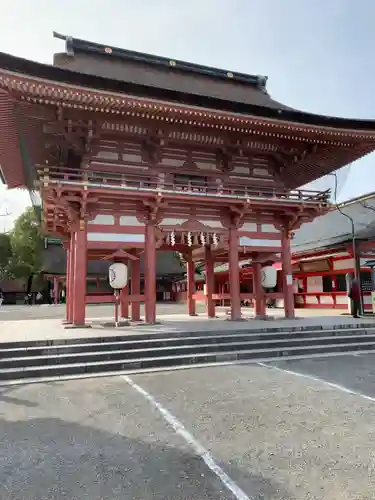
[349,278,361,319]
[0,289,3,307]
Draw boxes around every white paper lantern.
[260,266,277,289]
[109,263,128,289]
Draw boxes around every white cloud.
[0,185,31,231]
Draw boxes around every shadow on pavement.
[0,416,293,500]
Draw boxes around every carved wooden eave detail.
[50,113,87,155]
[274,209,305,235]
[141,131,163,164]
[101,249,138,261]
[216,144,238,173]
[44,187,100,228]
[221,202,251,229]
[173,218,221,233]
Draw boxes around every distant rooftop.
[293,191,375,254]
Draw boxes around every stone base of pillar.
[189,312,198,317]
[101,320,130,328]
[64,324,92,329]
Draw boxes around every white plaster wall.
[253,168,271,177]
[119,216,144,227]
[89,214,115,225]
[198,220,223,228]
[261,224,278,233]
[196,162,218,171]
[159,218,188,226]
[96,151,118,159]
[333,258,354,271]
[87,233,145,243]
[306,276,323,293]
[320,296,334,304]
[241,222,257,232]
[336,295,349,305]
[239,236,281,248]
[122,153,142,162]
[306,295,319,304]
[161,158,183,167]
[232,166,249,174]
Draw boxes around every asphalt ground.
[1,356,375,499]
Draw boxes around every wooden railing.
[36,166,331,204]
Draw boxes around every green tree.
[0,233,13,280]
[9,207,44,292]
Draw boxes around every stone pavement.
[0,303,374,343]
[1,359,375,499]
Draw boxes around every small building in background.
[174,192,375,311]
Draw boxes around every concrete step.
[1,325,374,358]
[1,334,374,369]
[0,322,372,350]
[1,338,375,383]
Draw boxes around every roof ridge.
[53,31,269,92]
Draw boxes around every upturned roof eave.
[0,49,375,134]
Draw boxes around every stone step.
[0,322,371,350]
[1,338,375,383]
[1,327,374,358]
[0,334,374,369]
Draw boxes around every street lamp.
[328,172,361,312]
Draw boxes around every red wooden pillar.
[65,241,71,322]
[228,227,241,320]
[145,223,156,324]
[120,283,129,318]
[253,261,266,318]
[281,229,295,318]
[204,246,215,318]
[186,252,196,316]
[67,233,76,323]
[72,220,87,326]
[131,258,141,321]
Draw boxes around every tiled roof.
[293,193,375,254]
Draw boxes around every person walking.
[0,289,3,307]
[349,278,361,319]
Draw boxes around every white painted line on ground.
[123,375,252,500]
[258,362,375,404]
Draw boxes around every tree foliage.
[9,207,44,280]
[0,208,44,289]
[0,233,13,280]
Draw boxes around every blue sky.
[1,0,375,229]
